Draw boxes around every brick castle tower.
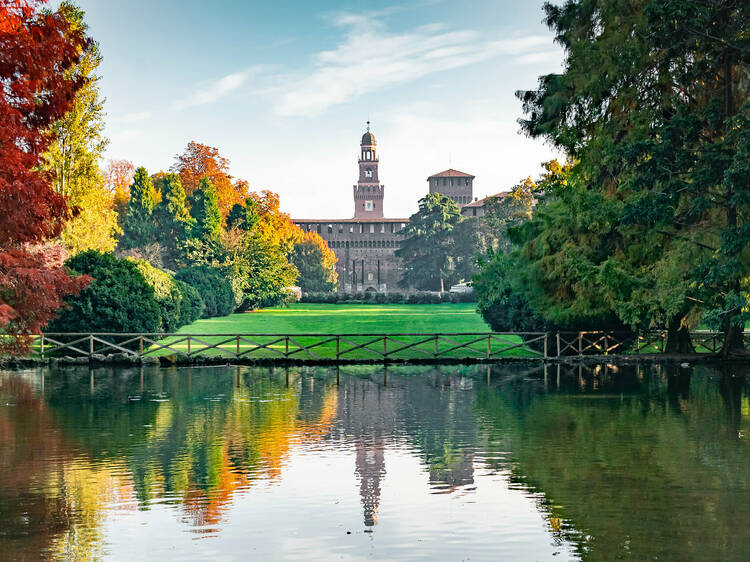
[353,121,384,218]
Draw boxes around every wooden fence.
[25,330,746,362]
[31,332,548,361]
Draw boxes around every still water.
[1,362,750,561]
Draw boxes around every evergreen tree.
[189,178,222,240]
[513,0,750,354]
[120,166,157,249]
[396,193,463,292]
[226,197,259,231]
[153,173,194,266]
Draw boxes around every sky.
[71,0,564,219]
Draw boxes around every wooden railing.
[31,332,548,361]
[24,330,746,363]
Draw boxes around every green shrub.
[50,251,161,333]
[175,265,234,318]
[129,259,183,332]
[175,280,204,325]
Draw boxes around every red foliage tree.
[0,0,91,354]
[171,141,250,220]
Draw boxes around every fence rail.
[30,332,548,362]
[23,330,747,363]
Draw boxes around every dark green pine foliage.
[227,198,260,231]
[513,0,750,354]
[395,193,463,292]
[153,173,194,266]
[120,166,157,249]
[189,178,222,240]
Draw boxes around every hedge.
[175,265,235,318]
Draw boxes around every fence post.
[139,336,143,356]
[285,335,289,358]
[383,336,387,358]
[604,333,608,356]
[236,335,240,356]
[487,334,491,359]
[89,334,94,357]
[434,334,439,358]
[556,332,561,358]
[187,335,191,356]
[635,331,640,355]
[543,333,548,359]
[578,332,583,356]
[336,335,340,360]
[40,334,45,360]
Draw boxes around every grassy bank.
[177,303,488,334]
[152,303,536,359]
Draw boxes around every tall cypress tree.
[189,177,222,240]
[154,173,194,265]
[120,166,156,249]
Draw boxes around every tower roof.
[427,169,475,179]
[361,121,375,145]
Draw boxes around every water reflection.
[1,362,750,560]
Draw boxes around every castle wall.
[294,219,408,292]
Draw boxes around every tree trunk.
[721,321,745,358]
[664,323,694,354]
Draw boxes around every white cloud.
[174,68,260,110]
[271,14,553,117]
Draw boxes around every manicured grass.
[152,303,536,360]
[177,303,489,335]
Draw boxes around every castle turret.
[353,122,384,218]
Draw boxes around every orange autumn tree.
[170,141,249,220]
[0,0,90,354]
[290,231,338,292]
[105,159,135,227]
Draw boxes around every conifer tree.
[189,178,222,240]
[120,166,157,249]
[396,193,463,292]
[153,173,194,266]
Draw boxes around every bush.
[175,265,234,318]
[49,250,161,333]
[129,259,183,332]
[176,280,205,325]
[407,291,443,304]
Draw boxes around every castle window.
[349,225,354,233]
[316,224,321,233]
[327,224,332,233]
[472,208,477,217]
[380,224,385,233]
[390,223,394,233]
[365,169,372,178]
[338,224,343,233]
[369,224,375,233]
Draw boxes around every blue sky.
[72,0,563,219]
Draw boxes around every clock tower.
[353,122,384,218]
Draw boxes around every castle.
[293,123,475,292]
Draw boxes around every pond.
[1,362,750,561]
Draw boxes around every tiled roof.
[462,191,510,208]
[427,169,475,179]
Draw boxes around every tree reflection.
[474,363,750,561]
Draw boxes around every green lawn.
[150,303,538,360]
[177,303,489,335]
